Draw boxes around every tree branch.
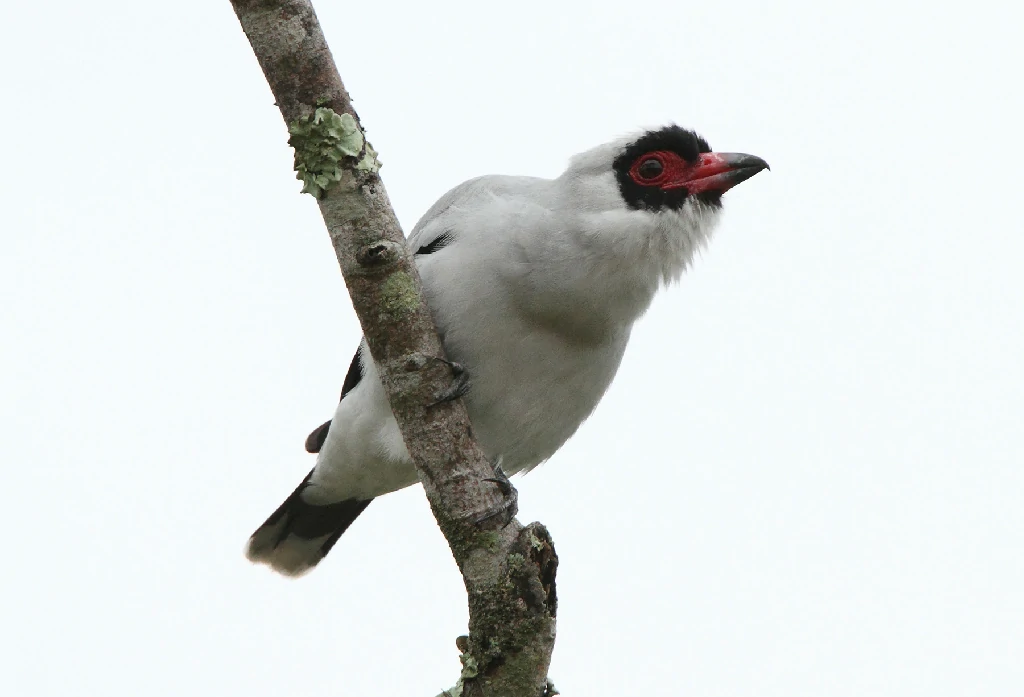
[228,2,557,694]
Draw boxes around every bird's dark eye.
[636,158,664,181]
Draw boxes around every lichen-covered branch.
[227,1,557,694]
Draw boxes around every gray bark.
[227,2,557,695]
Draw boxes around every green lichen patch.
[528,531,545,551]
[477,531,501,552]
[459,651,479,679]
[437,683,463,697]
[356,141,381,173]
[288,108,369,198]
[379,271,420,320]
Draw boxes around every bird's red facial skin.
[628,150,686,188]
[629,151,763,195]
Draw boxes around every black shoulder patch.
[415,231,454,256]
[305,346,364,454]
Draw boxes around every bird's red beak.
[663,152,769,195]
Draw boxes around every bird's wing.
[302,181,484,452]
[303,181,489,451]
[405,176,491,253]
[406,175,548,252]
[306,175,549,451]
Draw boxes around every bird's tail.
[245,470,372,577]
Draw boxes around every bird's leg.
[426,356,471,407]
[473,461,519,527]
[422,355,513,524]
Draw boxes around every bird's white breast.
[415,197,631,474]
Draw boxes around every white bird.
[246,125,768,576]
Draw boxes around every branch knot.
[356,239,404,269]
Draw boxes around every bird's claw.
[473,464,518,527]
[483,468,514,497]
[427,357,471,407]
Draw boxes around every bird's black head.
[613,125,768,211]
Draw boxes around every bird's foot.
[473,463,518,527]
[427,356,471,407]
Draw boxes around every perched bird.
[246,125,768,576]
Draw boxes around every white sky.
[2,1,1022,695]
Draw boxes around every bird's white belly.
[431,266,629,475]
[310,247,630,501]
[453,329,625,473]
[310,321,624,501]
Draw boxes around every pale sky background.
[2,1,1022,695]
